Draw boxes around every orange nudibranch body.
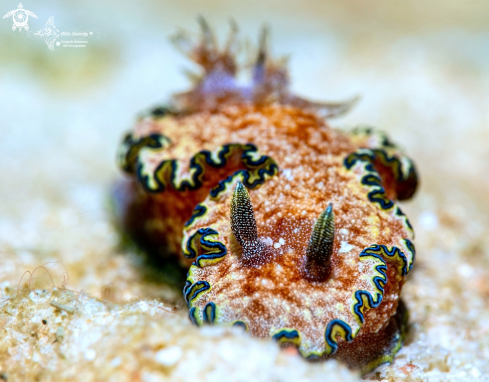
[115,21,418,373]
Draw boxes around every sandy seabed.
[1,0,489,381]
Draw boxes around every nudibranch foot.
[325,300,409,375]
[321,299,409,374]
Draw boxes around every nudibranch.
[114,20,418,373]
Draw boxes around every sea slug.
[114,20,418,373]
